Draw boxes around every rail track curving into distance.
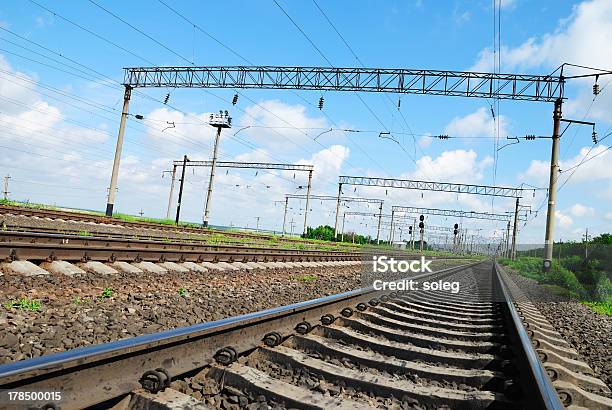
[0,261,609,409]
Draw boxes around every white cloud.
[521,144,611,186]
[418,135,432,149]
[472,0,612,72]
[444,107,508,139]
[605,212,612,220]
[411,149,493,183]
[240,100,329,150]
[299,145,349,191]
[555,210,573,227]
[470,0,612,122]
[144,107,217,151]
[569,203,595,217]
[500,0,516,9]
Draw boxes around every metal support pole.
[175,155,188,225]
[505,221,511,258]
[376,202,383,244]
[3,174,9,200]
[302,170,313,237]
[544,98,562,271]
[165,164,177,220]
[411,220,415,250]
[511,197,519,260]
[419,227,424,252]
[282,196,289,236]
[106,85,132,216]
[341,212,346,242]
[388,209,395,243]
[333,183,342,239]
[203,126,222,227]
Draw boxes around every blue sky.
[0,0,610,244]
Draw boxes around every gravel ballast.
[504,269,612,393]
[0,259,467,364]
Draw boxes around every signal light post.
[203,111,232,228]
[419,215,425,252]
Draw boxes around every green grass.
[290,274,318,283]
[178,287,188,297]
[4,298,42,311]
[540,284,581,300]
[582,301,612,316]
[100,287,114,298]
[73,296,92,305]
[500,256,586,296]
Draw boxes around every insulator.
[419,215,424,221]
[593,83,600,96]
[397,98,401,109]
[318,96,324,110]
[163,93,170,104]
[592,131,598,144]
[232,94,239,105]
[135,114,144,120]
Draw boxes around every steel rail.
[0,205,317,245]
[493,261,564,409]
[0,261,483,409]
[0,232,358,263]
[0,224,362,251]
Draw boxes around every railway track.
[0,205,349,248]
[0,231,359,264]
[1,261,609,409]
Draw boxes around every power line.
[87,0,194,65]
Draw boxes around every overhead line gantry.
[167,160,313,234]
[107,64,572,270]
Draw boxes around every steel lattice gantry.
[334,175,523,239]
[339,176,525,198]
[166,160,314,234]
[124,66,564,102]
[283,194,384,240]
[391,206,511,222]
[172,161,314,171]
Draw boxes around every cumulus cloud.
[411,149,494,182]
[240,100,329,150]
[417,135,432,149]
[470,0,612,121]
[569,203,595,217]
[555,210,573,227]
[472,1,612,72]
[298,145,350,190]
[521,144,611,186]
[444,107,508,139]
[144,107,218,151]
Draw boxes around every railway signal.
[203,111,232,228]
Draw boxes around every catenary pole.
[303,170,313,236]
[166,164,177,220]
[175,155,188,225]
[105,85,131,216]
[543,98,563,271]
